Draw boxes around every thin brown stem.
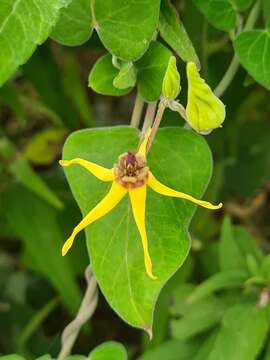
[130,93,144,128]
[142,101,157,134]
[147,101,166,152]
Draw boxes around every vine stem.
[141,101,157,134]
[147,101,166,152]
[57,266,98,360]
[130,93,144,128]
[214,0,261,97]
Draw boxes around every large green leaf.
[159,0,200,65]
[92,0,161,61]
[51,0,93,46]
[89,341,127,360]
[208,303,269,360]
[193,0,236,31]
[0,0,71,86]
[135,41,172,101]
[234,30,270,90]
[62,126,213,331]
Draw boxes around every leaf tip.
[144,324,153,340]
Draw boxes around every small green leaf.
[231,0,254,10]
[2,185,81,314]
[62,126,213,331]
[89,341,127,360]
[51,0,93,46]
[0,137,63,209]
[171,294,227,340]
[113,62,137,90]
[234,30,270,90]
[208,304,269,360]
[136,41,172,101]
[93,0,161,61]
[0,82,27,127]
[24,128,67,166]
[218,217,248,272]
[261,255,270,281]
[89,54,132,96]
[0,356,25,360]
[0,0,71,86]
[188,271,248,303]
[263,0,270,27]
[137,340,199,360]
[193,331,218,360]
[159,0,200,65]
[193,0,236,31]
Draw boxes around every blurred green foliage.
[1,0,270,359]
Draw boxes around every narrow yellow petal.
[62,181,127,256]
[59,158,114,182]
[148,172,222,210]
[137,128,152,158]
[129,185,157,280]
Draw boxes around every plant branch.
[142,101,157,134]
[147,101,166,152]
[130,93,144,128]
[214,0,261,97]
[57,266,98,360]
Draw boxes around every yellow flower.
[59,129,222,280]
[186,62,226,134]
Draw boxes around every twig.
[214,0,261,97]
[57,266,98,360]
[141,101,157,134]
[130,93,144,128]
[147,101,166,152]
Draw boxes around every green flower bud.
[162,56,181,100]
[186,62,226,134]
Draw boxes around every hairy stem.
[214,0,261,97]
[142,101,157,134]
[147,101,166,152]
[130,93,144,128]
[57,266,98,360]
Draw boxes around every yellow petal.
[129,185,157,280]
[59,158,114,182]
[137,128,152,158]
[62,181,127,256]
[186,62,226,134]
[148,172,222,210]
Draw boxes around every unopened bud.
[186,62,225,134]
[162,56,181,100]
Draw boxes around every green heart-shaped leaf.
[62,127,213,331]
[92,0,161,61]
[234,30,270,90]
